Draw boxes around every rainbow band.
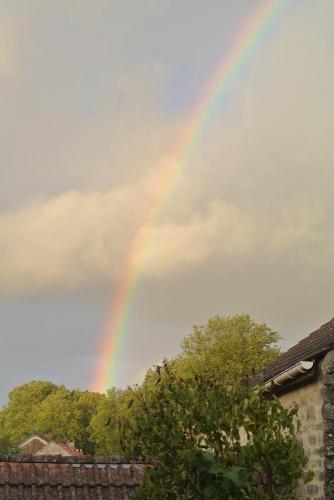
[92,0,287,392]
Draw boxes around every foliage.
[93,314,282,456]
[0,315,284,461]
[73,390,104,453]
[89,387,134,454]
[36,386,82,443]
[0,381,103,453]
[175,314,281,384]
[0,381,59,448]
[121,361,310,499]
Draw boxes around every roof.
[34,441,83,457]
[0,455,145,499]
[261,318,334,382]
[58,443,83,457]
[19,435,47,448]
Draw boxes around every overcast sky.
[0,0,333,401]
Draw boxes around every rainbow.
[92,0,287,392]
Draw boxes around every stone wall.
[279,371,325,499]
[320,351,334,498]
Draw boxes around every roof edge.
[263,360,314,391]
[0,454,148,464]
[19,435,48,448]
[260,317,334,382]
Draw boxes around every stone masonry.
[279,372,325,499]
[278,352,334,500]
[321,351,334,499]
[261,319,334,499]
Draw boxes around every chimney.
[42,431,53,443]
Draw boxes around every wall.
[320,351,334,499]
[279,371,325,499]
[35,442,71,456]
[20,437,47,455]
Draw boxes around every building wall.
[35,442,71,456]
[320,351,334,499]
[20,437,47,455]
[279,372,325,499]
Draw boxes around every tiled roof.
[58,443,83,457]
[261,318,334,382]
[0,455,145,499]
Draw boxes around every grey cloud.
[0,0,334,396]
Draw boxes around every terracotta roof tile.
[261,318,334,382]
[0,456,145,499]
[57,443,83,456]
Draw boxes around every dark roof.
[261,318,334,382]
[0,455,145,499]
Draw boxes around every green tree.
[0,315,283,457]
[34,387,103,452]
[121,362,310,499]
[89,387,133,454]
[0,382,103,454]
[175,314,280,384]
[36,386,82,443]
[0,380,58,449]
[72,390,103,453]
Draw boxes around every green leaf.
[208,462,223,475]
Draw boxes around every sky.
[0,0,333,401]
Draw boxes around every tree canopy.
[0,314,312,497]
[121,362,311,499]
[0,381,103,453]
[175,314,280,383]
[89,387,133,455]
[0,314,282,457]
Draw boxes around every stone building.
[261,318,334,499]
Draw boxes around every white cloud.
[145,200,255,277]
[0,186,149,296]
[1,180,333,298]
[0,185,255,296]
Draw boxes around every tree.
[0,381,58,449]
[121,362,311,499]
[36,386,82,443]
[72,390,103,454]
[0,315,283,458]
[89,387,133,455]
[175,314,281,384]
[0,381,103,453]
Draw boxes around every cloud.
[0,0,334,398]
[0,0,333,304]
[0,183,254,297]
[146,200,255,277]
[0,10,25,79]
[1,180,333,299]
[0,186,149,297]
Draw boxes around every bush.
[121,361,311,499]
